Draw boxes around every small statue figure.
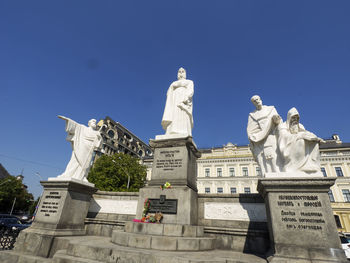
[247,95,281,175]
[277,107,324,175]
[161,67,194,137]
[55,116,102,182]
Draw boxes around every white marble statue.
[247,95,281,175]
[55,116,102,182]
[277,107,324,176]
[160,67,194,138]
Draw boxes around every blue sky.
[1,1,349,198]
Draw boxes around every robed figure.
[277,107,324,175]
[161,67,194,137]
[56,116,102,182]
[247,95,281,176]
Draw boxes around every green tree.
[88,153,147,192]
[0,176,34,214]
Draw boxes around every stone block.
[111,231,129,246]
[163,224,184,236]
[183,225,197,237]
[177,238,199,251]
[145,223,164,236]
[124,221,133,233]
[128,233,151,249]
[199,238,215,251]
[151,236,177,250]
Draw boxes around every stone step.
[0,250,52,263]
[125,221,204,237]
[53,249,105,263]
[57,235,267,263]
[111,231,215,251]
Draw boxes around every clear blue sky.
[1,1,349,198]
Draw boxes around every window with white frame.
[335,167,344,177]
[244,187,251,194]
[217,168,222,177]
[205,187,210,194]
[242,167,248,177]
[217,187,223,193]
[342,189,350,202]
[321,167,327,177]
[230,187,236,194]
[328,190,335,202]
[229,168,235,177]
[205,168,210,177]
[256,167,262,176]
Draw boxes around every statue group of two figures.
[247,95,324,177]
[52,67,324,183]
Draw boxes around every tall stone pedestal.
[257,178,347,263]
[14,179,97,257]
[136,136,200,224]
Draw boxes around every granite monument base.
[136,136,200,225]
[257,177,347,263]
[136,185,198,225]
[13,179,97,258]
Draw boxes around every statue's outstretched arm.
[58,115,69,121]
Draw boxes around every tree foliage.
[0,176,34,214]
[88,153,147,192]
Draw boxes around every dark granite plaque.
[148,197,178,214]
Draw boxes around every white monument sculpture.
[247,95,281,175]
[156,67,194,140]
[52,116,102,182]
[277,107,324,176]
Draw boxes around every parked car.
[339,235,350,259]
[0,216,30,231]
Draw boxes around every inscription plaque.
[275,194,326,232]
[148,198,178,214]
[39,191,61,217]
[156,150,183,171]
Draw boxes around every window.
[256,167,262,177]
[244,187,251,194]
[217,187,223,194]
[321,167,327,177]
[217,168,222,177]
[242,167,248,177]
[335,167,344,177]
[342,189,350,202]
[334,215,342,228]
[230,187,236,194]
[229,168,235,177]
[328,190,335,202]
[205,187,210,194]
[205,168,210,177]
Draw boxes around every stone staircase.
[50,223,267,263]
[111,222,215,251]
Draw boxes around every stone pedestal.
[257,178,347,263]
[14,179,97,257]
[136,136,200,225]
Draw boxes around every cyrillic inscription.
[40,191,61,217]
[276,194,325,231]
[156,150,183,171]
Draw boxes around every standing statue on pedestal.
[56,116,102,182]
[247,95,281,175]
[277,107,324,176]
[161,67,194,137]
